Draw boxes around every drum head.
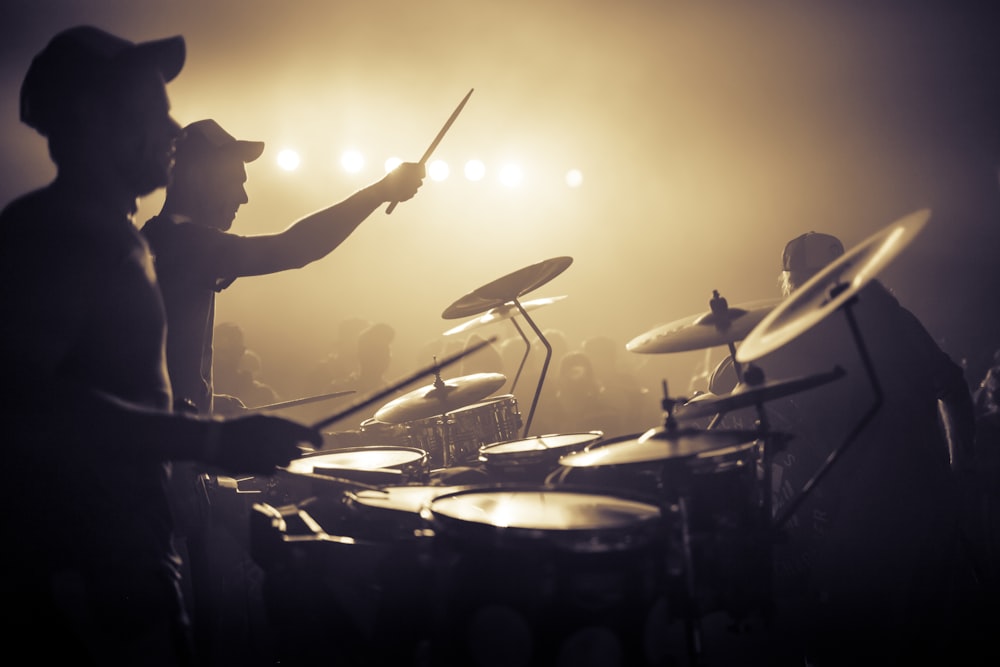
[479,432,602,467]
[285,446,426,475]
[424,486,662,553]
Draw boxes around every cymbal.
[558,426,763,468]
[443,295,568,336]
[373,372,507,424]
[737,209,930,363]
[442,256,573,320]
[627,298,781,354]
[675,366,846,420]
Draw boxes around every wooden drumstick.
[386,88,474,214]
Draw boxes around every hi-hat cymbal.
[443,295,568,336]
[373,372,507,424]
[626,298,781,354]
[737,209,930,363]
[675,366,846,420]
[442,257,573,320]
[558,426,764,468]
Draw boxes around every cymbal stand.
[512,297,552,438]
[708,290,746,385]
[772,288,882,532]
[706,290,744,431]
[655,383,706,667]
[506,315,530,395]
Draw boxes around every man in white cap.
[0,26,321,665]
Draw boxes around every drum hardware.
[442,256,574,439]
[443,294,568,394]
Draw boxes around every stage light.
[565,169,583,188]
[340,149,364,173]
[276,149,301,171]
[428,159,450,182]
[498,163,524,187]
[464,159,486,181]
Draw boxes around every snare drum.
[423,486,668,666]
[396,395,523,469]
[272,446,430,505]
[478,431,603,483]
[444,394,522,464]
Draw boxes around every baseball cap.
[20,25,185,137]
[782,232,845,273]
[175,119,265,164]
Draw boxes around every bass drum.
[422,486,670,666]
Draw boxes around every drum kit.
[246,210,933,666]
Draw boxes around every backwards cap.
[20,25,185,136]
[175,119,265,164]
[782,232,845,273]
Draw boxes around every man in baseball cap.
[780,231,845,296]
[1,25,322,666]
[20,25,185,137]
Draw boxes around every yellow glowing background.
[2,0,998,421]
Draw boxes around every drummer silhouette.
[721,224,980,665]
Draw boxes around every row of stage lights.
[273,148,585,189]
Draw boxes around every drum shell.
[443,394,522,466]
[423,486,669,666]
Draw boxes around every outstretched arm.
[215,161,425,278]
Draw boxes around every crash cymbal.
[443,295,568,336]
[442,257,573,320]
[737,209,930,363]
[373,372,507,424]
[675,366,846,420]
[627,297,781,354]
[558,426,763,468]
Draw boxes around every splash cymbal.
[737,209,930,363]
[373,372,507,424]
[443,295,568,336]
[675,366,846,420]
[626,298,781,354]
[442,256,573,320]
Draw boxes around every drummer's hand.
[205,415,321,475]
[379,161,425,203]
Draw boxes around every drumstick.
[250,389,356,412]
[310,333,497,431]
[386,88,474,214]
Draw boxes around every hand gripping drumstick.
[386,88,474,214]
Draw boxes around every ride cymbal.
[737,209,930,363]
